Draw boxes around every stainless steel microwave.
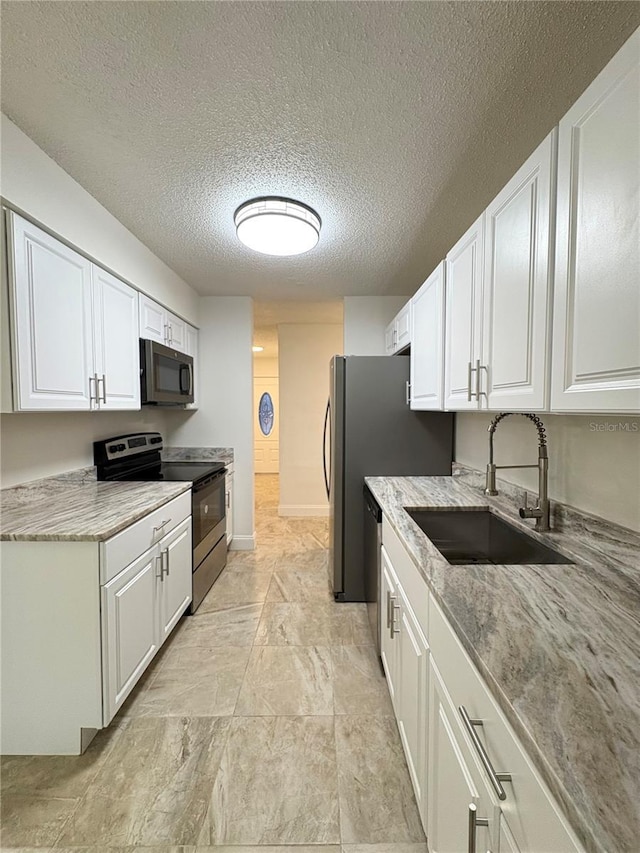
[140,339,194,405]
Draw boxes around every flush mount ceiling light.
[234,197,321,256]
[252,345,264,352]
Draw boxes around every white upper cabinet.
[385,301,412,355]
[7,212,142,412]
[139,293,187,353]
[8,212,94,410]
[482,130,556,411]
[444,214,484,410]
[410,262,446,410]
[551,29,640,413]
[92,266,140,410]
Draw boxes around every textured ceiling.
[1,2,638,300]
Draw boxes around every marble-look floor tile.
[235,646,333,715]
[0,795,78,847]
[255,602,374,646]
[332,646,393,715]
[336,715,425,844]
[120,646,250,717]
[342,845,428,853]
[226,551,278,572]
[0,720,122,798]
[272,546,329,572]
[5,848,188,853]
[267,568,333,603]
[197,569,272,614]
[171,605,263,647]
[195,846,340,852]
[198,716,340,845]
[58,717,232,846]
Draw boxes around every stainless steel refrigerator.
[324,355,454,601]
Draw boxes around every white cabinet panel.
[410,261,445,410]
[380,546,400,712]
[8,213,94,410]
[483,132,556,411]
[92,266,140,410]
[397,585,428,822]
[428,658,499,853]
[139,293,166,344]
[159,517,192,640]
[395,301,412,351]
[444,215,484,410]
[552,29,640,412]
[102,547,159,723]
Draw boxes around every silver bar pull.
[94,373,100,408]
[226,490,231,509]
[459,706,511,800]
[161,548,169,578]
[89,375,95,407]
[388,594,397,637]
[467,361,474,401]
[475,358,482,400]
[391,602,401,637]
[153,519,170,535]
[405,380,411,405]
[386,590,393,628]
[155,554,163,580]
[468,803,489,853]
[100,374,107,404]
[164,323,171,344]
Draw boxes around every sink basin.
[406,508,573,565]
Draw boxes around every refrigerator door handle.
[323,397,331,498]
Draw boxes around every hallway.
[1,475,426,851]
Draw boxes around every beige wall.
[343,295,409,355]
[253,358,279,378]
[278,323,343,515]
[166,297,255,548]
[455,412,640,532]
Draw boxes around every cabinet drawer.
[428,595,584,853]
[382,515,428,638]
[100,491,191,583]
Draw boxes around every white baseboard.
[278,505,330,517]
[229,534,256,551]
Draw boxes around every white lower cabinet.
[102,548,159,722]
[102,511,192,723]
[226,467,234,546]
[428,657,499,853]
[380,512,586,853]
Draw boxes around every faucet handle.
[522,490,529,510]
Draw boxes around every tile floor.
[1,474,427,852]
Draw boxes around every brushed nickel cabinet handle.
[386,590,393,628]
[391,603,401,637]
[153,519,170,534]
[467,361,474,401]
[459,705,511,800]
[468,803,489,853]
[405,380,411,405]
[155,554,163,581]
[161,548,170,578]
[100,374,107,404]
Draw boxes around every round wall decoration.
[258,392,275,436]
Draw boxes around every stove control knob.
[108,445,119,453]
[117,443,126,451]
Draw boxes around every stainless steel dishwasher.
[363,485,383,655]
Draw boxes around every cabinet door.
[385,321,396,355]
[102,547,159,723]
[139,293,166,344]
[428,658,499,853]
[395,302,412,351]
[184,323,199,408]
[410,262,445,410]
[166,311,186,352]
[444,215,484,410]
[500,818,522,853]
[380,546,400,711]
[8,213,94,411]
[225,473,234,546]
[483,131,555,411]
[551,29,640,413]
[158,516,192,640]
[397,585,429,824]
[92,267,141,410]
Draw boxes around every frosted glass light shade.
[234,197,321,256]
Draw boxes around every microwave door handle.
[179,364,190,394]
[188,363,194,396]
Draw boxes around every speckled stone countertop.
[162,446,234,466]
[0,473,191,542]
[365,468,640,853]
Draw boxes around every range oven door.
[140,339,194,405]
[193,469,227,567]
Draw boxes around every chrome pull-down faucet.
[484,413,550,532]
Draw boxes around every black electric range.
[94,432,228,612]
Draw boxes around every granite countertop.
[0,477,191,542]
[365,469,640,853]
[162,446,234,466]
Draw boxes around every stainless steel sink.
[406,508,573,565]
